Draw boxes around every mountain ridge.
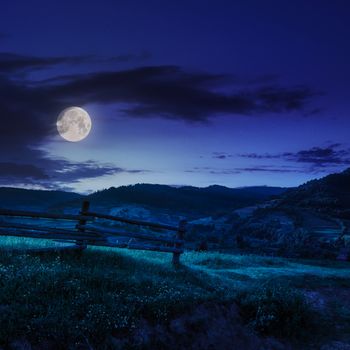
[0,187,83,210]
[280,167,350,213]
[85,184,288,215]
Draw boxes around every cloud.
[212,152,234,159]
[200,144,350,176]
[109,50,152,63]
[233,166,306,173]
[0,52,319,189]
[50,159,148,183]
[0,59,317,151]
[238,143,350,171]
[187,165,306,175]
[214,155,227,160]
[0,51,152,75]
[0,162,49,179]
[238,153,282,160]
[0,52,92,74]
[0,151,149,190]
[292,144,350,166]
[44,66,315,122]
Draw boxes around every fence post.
[172,219,186,266]
[77,200,90,249]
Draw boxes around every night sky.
[1,0,350,193]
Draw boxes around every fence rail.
[0,208,95,222]
[85,211,180,232]
[0,201,186,265]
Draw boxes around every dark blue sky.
[1,0,350,192]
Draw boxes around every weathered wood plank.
[0,209,94,222]
[77,201,90,248]
[0,202,187,262]
[1,244,86,254]
[0,228,106,242]
[172,220,186,266]
[127,242,184,254]
[0,222,104,238]
[77,224,184,244]
[79,240,183,253]
[85,211,179,231]
[78,241,128,248]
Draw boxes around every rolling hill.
[0,187,83,210]
[280,168,350,216]
[0,184,288,216]
[85,184,287,215]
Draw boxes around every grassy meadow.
[0,236,349,348]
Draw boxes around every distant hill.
[0,187,83,210]
[280,168,350,214]
[0,184,288,215]
[86,184,287,215]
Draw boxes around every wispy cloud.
[46,67,316,122]
[0,51,152,75]
[239,143,350,170]
[199,144,350,176]
[187,165,307,175]
[0,52,320,189]
[212,152,234,159]
[0,52,91,74]
[0,152,149,190]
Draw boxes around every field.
[0,237,350,349]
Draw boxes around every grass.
[0,236,70,249]
[0,236,349,348]
[238,282,316,339]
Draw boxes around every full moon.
[57,107,92,142]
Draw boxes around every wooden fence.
[0,201,186,265]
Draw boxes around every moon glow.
[57,107,92,142]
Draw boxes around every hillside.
[280,168,350,217]
[0,242,349,349]
[229,168,350,258]
[85,184,287,215]
[0,187,83,210]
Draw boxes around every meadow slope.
[0,237,349,349]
